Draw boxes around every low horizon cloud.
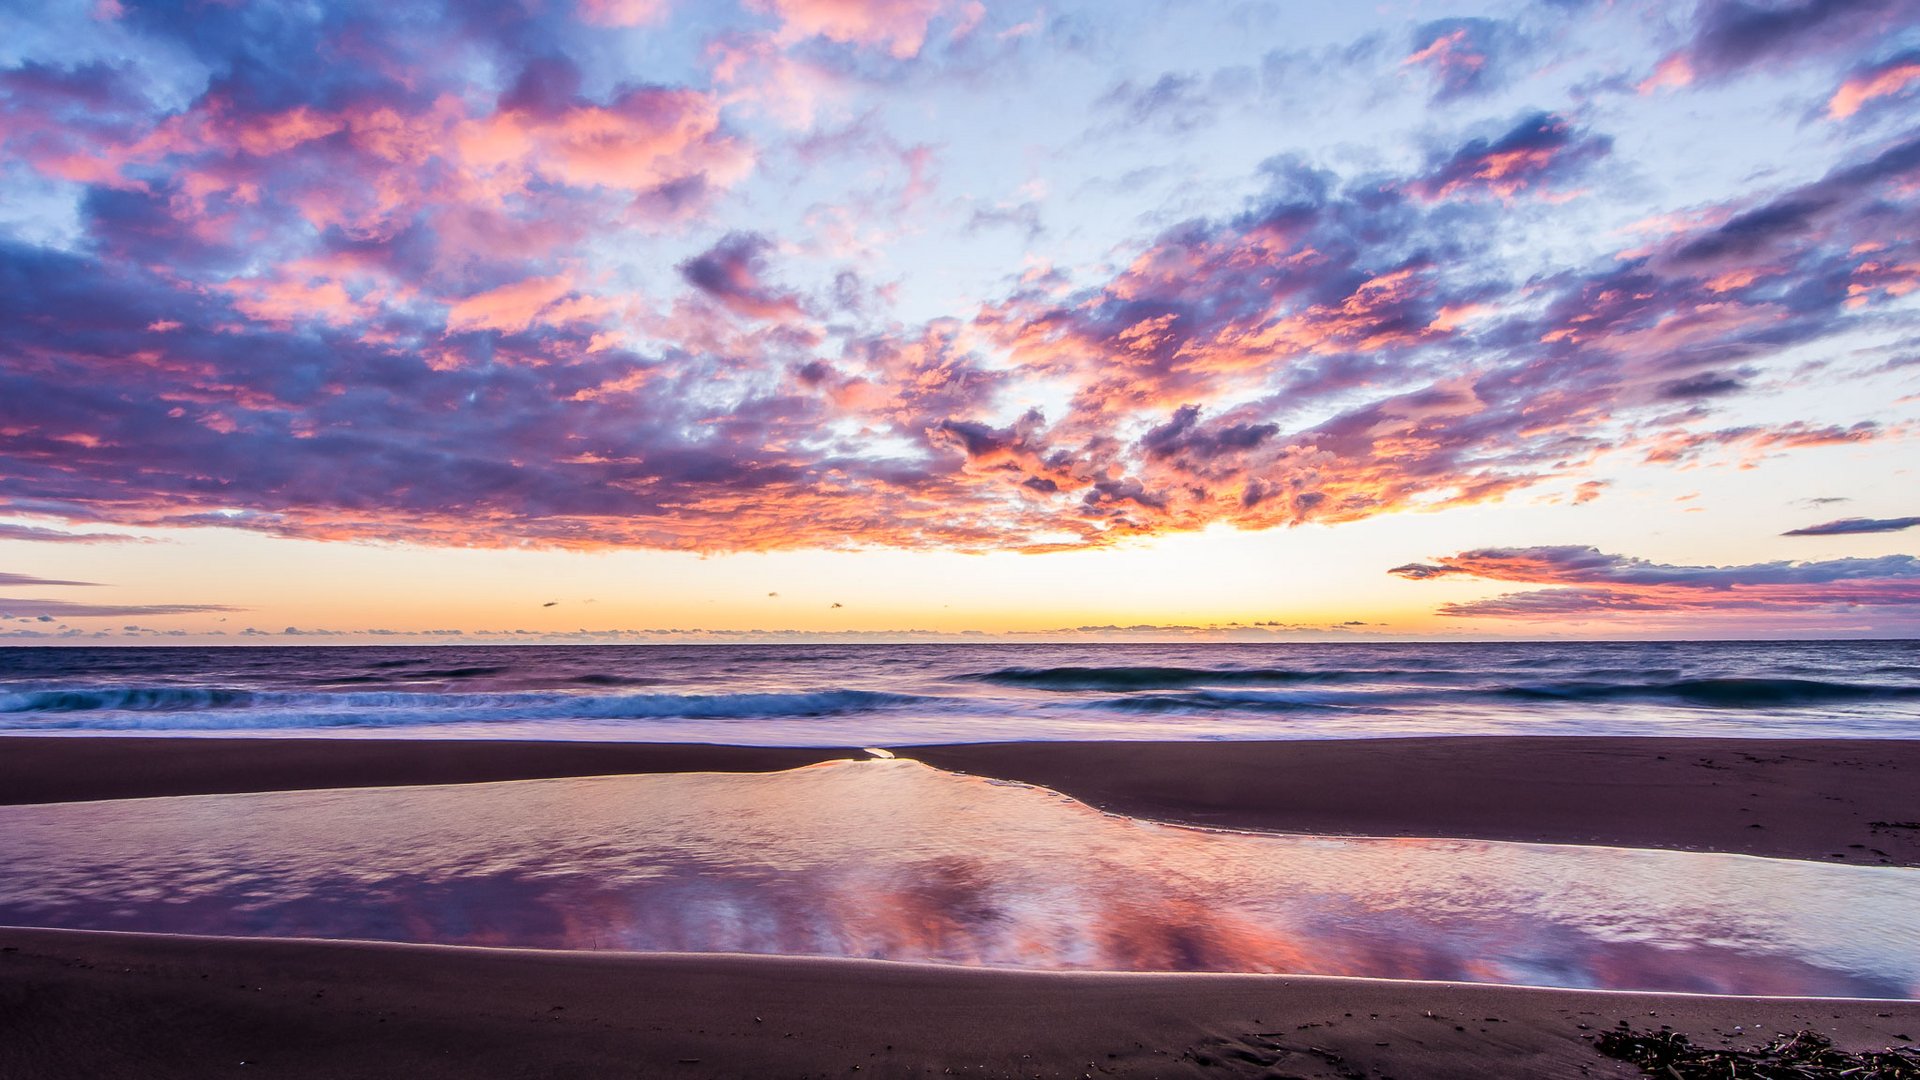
[1784,516,1920,536]
[1392,546,1920,625]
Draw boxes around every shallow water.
[2,759,1915,997]
[1,640,1918,743]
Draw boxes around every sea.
[1,639,1916,744]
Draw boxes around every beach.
[6,734,1918,864]
[9,0,1920,1071]
[7,926,1919,1080]
[4,733,1917,1078]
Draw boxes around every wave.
[0,687,260,713]
[3,667,1915,735]
[315,669,663,690]
[1496,677,1920,708]
[566,673,667,688]
[409,665,511,680]
[1089,689,1360,713]
[0,686,930,730]
[1083,677,1920,715]
[957,665,1412,691]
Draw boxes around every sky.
[0,0,1917,643]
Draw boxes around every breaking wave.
[0,687,932,730]
[1079,676,1920,715]
[1495,677,1920,708]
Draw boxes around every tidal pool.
[1,758,1915,998]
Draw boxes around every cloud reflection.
[0,760,1914,998]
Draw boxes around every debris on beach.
[1595,1024,1920,1078]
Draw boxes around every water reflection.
[1,759,1915,998]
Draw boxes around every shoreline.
[3,734,1917,865]
[3,926,1916,1079]
[4,734,1918,1076]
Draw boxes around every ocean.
[1,639,1916,744]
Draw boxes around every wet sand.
[3,734,1917,1077]
[4,926,1917,1080]
[915,737,1920,867]
[0,737,847,806]
[4,734,1917,864]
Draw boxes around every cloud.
[5,114,1909,552]
[750,0,972,58]
[0,598,239,619]
[678,232,807,321]
[1637,422,1888,466]
[1402,18,1521,102]
[0,3,1912,560]
[0,524,141,543]
[1392,545,1920,620]
[446,274,594,334]
[1784,515,1920,536]
[0,567,232,619]
[0,571,99,587]
[1408,112,1611,201]
[0,37,751,314]
[964,199,1043,238]
[1390,545,1920,586]
[1645,0,1920,88]
[577,0,668,28]
[1828,49,1920,119]
[1095,73,1218,132]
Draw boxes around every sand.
[0,737,846,806]
[2,734,1917,1077]
[4,926,1917,1080]
[4,734,1917,864]
[914,737,1920,867]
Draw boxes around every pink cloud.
[1636,54,1693,95]
[1829,55,1920,118]
[458,87,750,195]
[577,0,669,27]
[446,274,586,334]
[753,0,957,58]
[2,12,1914,560]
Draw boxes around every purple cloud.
[1393,546,1920,620]
[1785,516,1920,536]
[679,232,807,321]
[0,524,142,543]
[0,598,239,619]
[1409,112,1611,201]
[0,571,98,587]
[0,1,1910,561]
[1095,72,1218,132]
[1680,0,1920,81]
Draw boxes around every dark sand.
[3,735,1917,1077]
[915,737,1920,867]
[4,927,1917,1080]
[0,737,847,806]
[4,734,1917,864]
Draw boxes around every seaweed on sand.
[1595,1023,1920,1078]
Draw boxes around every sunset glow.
[2,0,1917,640]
